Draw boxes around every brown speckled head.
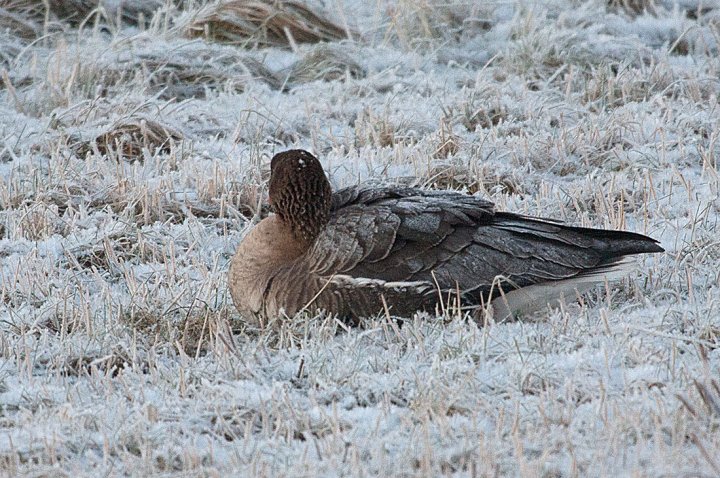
[268,149,333,244]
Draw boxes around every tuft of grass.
[284,43,365,85]
[502,25,596,80]
[382,0,492,48]
[77,115,183,160]
[16,204,62,241]
[122,305,225,357]
[442,88,510,132]
[3,37,281,116]
[121,47,283,99]
[352,108,423,148]
[607,0,657,17]
[432,119,460,159]
[421,161,524,196]
[0,0,45,40]
[1,0,168,32]
[181,0,352,48]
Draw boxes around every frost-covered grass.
[1,0,720,475]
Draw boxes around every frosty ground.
[1,0,719,476]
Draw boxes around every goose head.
[268,149,332,246]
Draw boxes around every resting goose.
[229,149,663,325]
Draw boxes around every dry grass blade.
[183,0,352,48]
[676,377,720,474]
[690,433,720,476]
[694,379,720,417]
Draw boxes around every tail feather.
[494,213,665,260]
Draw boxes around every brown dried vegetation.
[0,0,167,36]
[607,0,657,17]
[285,44,365,85]
[76,116,183,160]
[183,0,352,48]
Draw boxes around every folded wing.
[273,186,662,318]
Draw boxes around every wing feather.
[275,185,661,319]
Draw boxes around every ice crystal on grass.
[0,0,719,475]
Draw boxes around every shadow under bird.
[229,150,664,325]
